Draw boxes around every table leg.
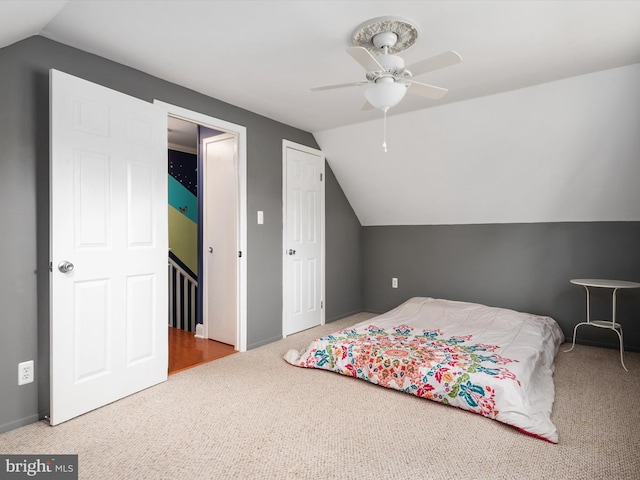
[611,288,627,372]
[564,322,589,353]
[615,327,628,372]
[565,286,591,353]
[585,285,590,323]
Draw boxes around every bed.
[284,297,565,443]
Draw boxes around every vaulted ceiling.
[2,1,640,225]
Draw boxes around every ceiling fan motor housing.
[377,54,404,70]
[366,54,410,84]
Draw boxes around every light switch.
[257,211,264,224]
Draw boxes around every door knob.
[208,247,213,253]
[58,261,74,273]
[288,249,296,255]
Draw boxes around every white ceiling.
[3,1,639,133]
[2,1,640,225]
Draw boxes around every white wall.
[315,63,640,226]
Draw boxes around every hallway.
[168,327,237,375]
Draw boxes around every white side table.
[565,278,640,371]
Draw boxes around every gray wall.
[325,167,363,321]
[0,36,362,433]
[363,222,640,350]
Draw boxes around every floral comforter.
[284,297,564,443]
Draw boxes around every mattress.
[284,297,565,442]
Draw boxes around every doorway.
[49,72,246,424]
[158,101,248,360]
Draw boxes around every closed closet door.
[283,141,325,336]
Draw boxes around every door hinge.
[320,173,323,181]
[321,301,323,309]
[238,251,242,258]
[48,262,52,272]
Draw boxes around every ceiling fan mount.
[351,16,420,55]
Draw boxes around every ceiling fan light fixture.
[364,80,407,110]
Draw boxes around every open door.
[201,132,239,346]
[49,70,168,425]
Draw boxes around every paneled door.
[49,70,168,425]
[283,141,325,336]
[202,133,238,346]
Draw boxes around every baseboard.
[194,323,204,338]
[362,308,386,315]
[248,335,283,350]
[325,309,366,323]
[0,413,40,434]
[569,338,640,353]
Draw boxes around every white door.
[283,141,325,336]
[203,133,238,346]
[50,70,168,425]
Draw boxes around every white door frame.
[155,101,247,352]
[282,140,325,337]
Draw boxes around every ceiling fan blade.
[346,47,384,72]
[405,51,462,77]
[406,80,449,100]
[310,81,368,91]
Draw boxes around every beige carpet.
[1,312,640,480]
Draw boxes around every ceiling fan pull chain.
[382,106,388,153]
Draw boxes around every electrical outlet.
[392,277,398,288]
[18,360,34,385]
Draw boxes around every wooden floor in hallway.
[168,326,237,375]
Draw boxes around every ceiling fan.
[312,16,461,151]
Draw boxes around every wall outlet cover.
[18,360,34,385]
